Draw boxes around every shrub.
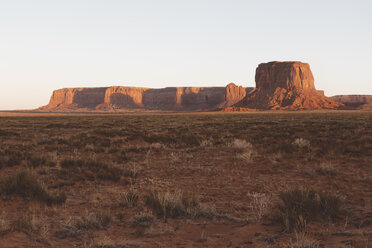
[228,139,253,149]
[237,150,255,162]
[248,192,271,221]
[278,187,342,232]
[56,212,112,238]
[85,161,122,182]
[200,139,213,147]
[26,156,46,168]
[150,143,166,149]
[60,159,84,168]
[132,210,155,227]
[59,159,123,182]
[315,163,337,176]
[0,130,19,137]
[287,233,320,248]
[0,170,66,205]
[120,188,139,207]
[123,163,139,179]
[145,190,185,218]
[292,138,310,149]
[10,215,47,235]
[0,214,10,235]
[144,190,206,220]
[7,153,22,167]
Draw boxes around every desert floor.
[0,111,371,247]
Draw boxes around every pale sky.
[1,0,371,110]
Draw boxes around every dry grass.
[132,210,155,227]
[120,187,139,207]
[315,163,337,176]
[143,190,217,220]
[247,192,271,221]
[0,112,370,246]
[0,170,66,205]
[144,190,200,219]
[56,212,112,238]
[292,138,310,149]
[278,187,342,232]
[228,139,253,149]
[287,233,320,248]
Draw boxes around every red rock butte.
[40,84,253,111]
[231,61,342,110]
[40,61,343,111]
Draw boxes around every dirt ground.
[0,111,371,247]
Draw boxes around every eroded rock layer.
[41,61,344,112]
[233,61,342,110]
[330,95,372,109]
[330,95,372,104]
[41,83,249,111]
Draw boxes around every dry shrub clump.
[278,187,342,232]
[229,139,255,162]
[247,192,271,221]
[287,233,320,248]
[120,187,139,207]
[132,210,155,227]
[0,170,66,205]
[228,139,253,149]
[315,163,337,176]
[292,138,310,149]
[56,212,112,238]
[200,139,213,147]
[144,190,216,220]
[10,214,49,239]
[60,159,123,182]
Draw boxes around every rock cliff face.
[233,61,342,110]
[330,95,372,109]
[40,61,346,112]
[330,95,372,104]
[41,83,249,111]
[43,88,108,109]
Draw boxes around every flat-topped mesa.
[103,86,149,108]
[330,95,372,109]
[40,83,248,111]
[233,61,342,110]
[42,87,108,110]
[255,61,315,92]
[330,95,372,104]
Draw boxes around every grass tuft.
[56,212,112,238]
[120,188,139,207]
[0,169,66,205]
[144,190,205,219]
[287,233,320,248]
[315,163,337,176]
[278,187,342,232]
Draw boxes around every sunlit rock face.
[40,84,248,111]
[330,95,372,109]
[233,61,342,110]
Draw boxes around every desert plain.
[0,110,371,247]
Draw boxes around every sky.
[0,0,371,110]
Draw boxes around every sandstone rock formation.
[40,83,249,111]
[232,61,342,110]
[40,61,346,112]
[330,95,372,109]
[43,87,107,110]
[330,95,372,104]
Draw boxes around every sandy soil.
[0,111,371,247]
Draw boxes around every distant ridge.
[39,61,363,112]
[39,84,252,111]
